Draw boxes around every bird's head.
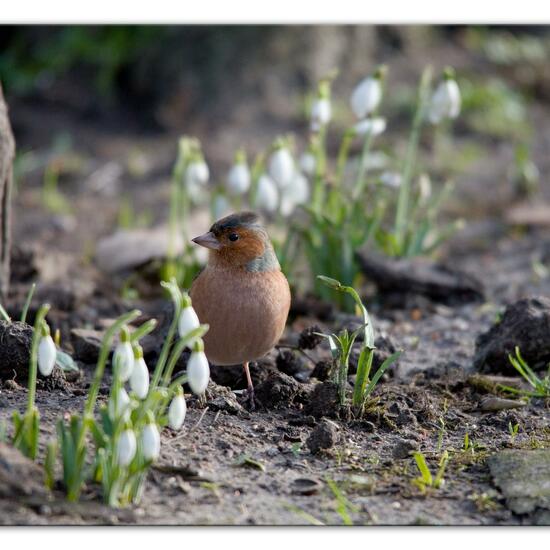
[191,211,280,272]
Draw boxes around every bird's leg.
[243,361,256,410]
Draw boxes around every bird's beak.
[191,231,222,250]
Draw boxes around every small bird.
[190,212,291,407]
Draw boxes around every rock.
[276,350,305,378]
[305,381,340,418]
[310,360,333,381]
[392,438,418,459]
[478,397,527,412]
[205,382,245,415]
[306,419,341,454]
[254,370,303,409]
[356,251,484,304]
[0,443,48,498]
[70,328,104,363]
[290,477,323,496]
[0,321,32,380]
[474,297,550,374]
[298,325,323,350]
[488,450,550,518]
[506,202,550,227]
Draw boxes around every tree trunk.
[0,84,14,300]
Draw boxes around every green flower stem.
[20,283,36,324]
[81,309,141,431]
[130,319,157,343]
[335,129,355,188]
[394,66,432,253]
[27,303,51,409]
[353,130,375,199]
[311,126,328,213]
[0,302,10,322]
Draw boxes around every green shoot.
[505,347,550,398]
[412,450,449,493]
[20,282,36,324]
[326,478,359,526]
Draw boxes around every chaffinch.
[190,211,291,407]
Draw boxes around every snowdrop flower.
[310,99,331,132]
[255,174,279,212]
[268,141,294,188]
[280,171,310,217]
[38,323,56,377]
[187,340,210,395]
[211,193,232,220]
[116,428,137,467]
[113,326,134,382]
[310,78,332,132]
[428,67,461,124]
[226,150,251,196]
[379,171,402,189]
[129,345,149,399]
[178,294,201,341]
[141,419,161,462]
[185,155,210,203]
[109,387,131,421]
[168,386,187,430]
[350,66,386,119]
[418,174,432,204]
[299,151,316,177]
[354,117,387,137]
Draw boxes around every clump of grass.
[412,450,449,493]
[316,276,401,414]
[503,347,550,398]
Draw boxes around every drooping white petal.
[354,117,387,137]
[280,171,310,217]
[185,161,209,186]
[129,357,149,399]
[116,429,137,467]
[310,98,332,131]
[226,163,251,196]
[168,393,187,430]
[187,351,210,395]
[211,194,232,220]
[178,306,201,341]
[113,341,134,382]
[109,387,131,421]
[379,171,402,189]
[268,148,294,188]
[141,423,161,461]
[38,335,56,377]
[428,79,461,124]
[299,152,316,176]
[350,77,382,119]
[255,174,279,212]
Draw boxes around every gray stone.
[392,438,418,459]
[306,419,341,454]
[488,450,550,516]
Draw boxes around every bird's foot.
[245,385,257,411]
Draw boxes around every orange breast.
[190,266,291,366]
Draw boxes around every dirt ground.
[1,29,550,525]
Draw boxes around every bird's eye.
[228,233,239,242]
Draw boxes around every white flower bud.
[116,429,137,467]
[428,77,461,124]
[109,387,131,421]
[268,148,294,188]
[129,356,149,399]
[38,335,56,377]
[185,160,209,186]
[351,76,383,119]
[310,98,332,132]
[299,152,316,177]
[280,171,310,217]
[178,306,201,341]
[168,391,187,430]
[227,163,251,196]
[141,422,161,462]
[255,174,279,212]
[354,117,387,137]
[113,340,134,382]
[187,350,210,395]
[380,171,402,189]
